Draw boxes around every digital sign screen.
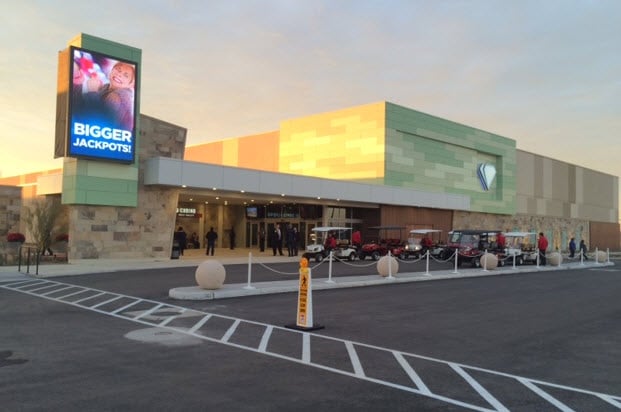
[246,206,258,218]
[67,46,138,163]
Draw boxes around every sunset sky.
[1,1,619,218]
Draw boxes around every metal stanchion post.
[482,249,488,272]
[243,252,255,289]
[326,251,335,283]
[387,251,395,280]
[595,247,599,264]
[452,248,459,274]
[607,248,610,263]
[425,250,430,275]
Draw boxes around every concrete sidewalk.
[1,247,617,300]
[169,259,617,300]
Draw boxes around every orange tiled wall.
[185,131,280,172]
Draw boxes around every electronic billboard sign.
[67,46,138,163]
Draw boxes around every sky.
[1,0,620,218]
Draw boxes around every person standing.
[538,232,548,265]
[497,231,506,250]
[579,239,588,260]
[259,227,266,252]
[229,227,236,250]
[352,230,361,253]
[272,224,283,256]
[206,227,217,256]
[568,237,576,258]
[292,227,299,256]
[286,225,295,257]
[174,226,187,256]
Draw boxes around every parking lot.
[1,258,620,411]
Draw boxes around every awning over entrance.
[144,157,471,209]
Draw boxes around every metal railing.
[18,245,40,275]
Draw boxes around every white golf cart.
[503,232,538,265]
[403,229,446,259]
[303,227,358,262]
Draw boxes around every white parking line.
[1,279,619,411]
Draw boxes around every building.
[0,35,618,264]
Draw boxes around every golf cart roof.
[504,232,537,237]
[409,229,442,234]
[311,226,352,232]
[450,229,502,235]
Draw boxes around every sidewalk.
[1,247,615,300]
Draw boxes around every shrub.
[7,232,25,242]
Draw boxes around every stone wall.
[68,114,187,259]
[453,211,592,252]
[0,185,23,265]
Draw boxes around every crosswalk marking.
[2,279,619,411]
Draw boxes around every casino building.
[0,34,619,263]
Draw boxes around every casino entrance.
[174,194,373,254]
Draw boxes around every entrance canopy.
[144,157,471,209]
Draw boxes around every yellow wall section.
[279,102,386,180]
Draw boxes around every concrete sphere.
[480,253,498,270]
[594,250,607,263]
[377,255,399,277]
[195,260,226,290]
[548,252,562,266]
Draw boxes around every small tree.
[23,197,62,255]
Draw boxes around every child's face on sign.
[109,63,134,89]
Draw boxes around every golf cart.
[446,229,504,267]
[359,226,406,260]
[503,232,538,265]
[302,227,358,262]
[403,229,446,259]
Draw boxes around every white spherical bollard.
[548,252,562,266]
[480,253,498,270]
[377,255,399,277]
[595,250,607,263]
[195,260,226,290]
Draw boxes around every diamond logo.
[477,163,496,191]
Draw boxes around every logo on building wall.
[477,163,496,191]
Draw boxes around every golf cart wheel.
[315,253,323,263]
[516,256,523,265]
[371,251,380,261]
[348,252,356,261]
[473,258,481,268]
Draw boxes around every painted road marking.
[1,279,620,411]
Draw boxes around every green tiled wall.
[385,102,516,215]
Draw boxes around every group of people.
[186,227,592,264]
[268,224,298,256]
[203,226,236,256]
[568,237,589,260]
[172,227,201,256]
[536,232,588,265]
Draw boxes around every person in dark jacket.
[579,239,588,260]
[206,227,217,256]
[174,226,187,256]
[568,237,576,258]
